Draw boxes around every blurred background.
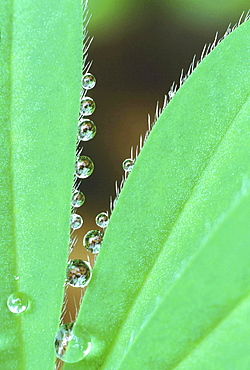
[64,0,249,322]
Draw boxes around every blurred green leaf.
[65,19,250,369]
[164,0,250,27]
[88,0,137,38]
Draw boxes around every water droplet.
[72,190,85,208]
[95,213,109,228]
[54,322,91,363]
[83,230,103,254]
[78,119,97,141]
[7,292,29,313]
[75,156,94,179]
[66,259,92,287]
[80,97,96,116]
[122,158,134,172]
[14,276,19,281]
[82,73,96,90]
[70,214,83,230]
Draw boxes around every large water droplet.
[95,213,109,228]
[72,190,85,208]
[78,119,97,141]
[83,230,103,254]
[66,259,92,287]
[122,158,134,172]
[75,156,94,179]
[70,214,83,229]
[7,292,29,313]
[54,322,91,363]
[80,97,96,116]
[82,73,96,90]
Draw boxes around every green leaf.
[65,19,250,369]
[163,0,250,27]
[0,1,82,369]
[87,0,136,36]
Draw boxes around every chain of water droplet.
[54,3,100,367]
[66,68,97,286]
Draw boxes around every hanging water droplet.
[72,190,85,208]
[7,292,29,313]
[78,119,97,141]
[54,322,91,363]
[70,213,83,230]
[83,230,103,254]
[95,213,109,228]
[75,156,94,179]
[122,158,134,172]
[82,73,96,90]
[66,259,92,287]
[80,97,96,116]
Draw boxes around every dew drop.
[7,292,29,313]
[80,97,96,116]
[82,73,96,90]
[95,212,109,228]
[75,156,94,179]
[70,213,83,230]
[78,119,97,141]
[122,158,134,172]
[66,259,92,287]
[83,230,103,254]
[72,190,85,208]
[54,322,91,363]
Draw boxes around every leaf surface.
[0,1,82,369]
[65,19,250,370]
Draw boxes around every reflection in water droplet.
[54,322,91,363]
[80,97,96,116]
[66,259,92,287]
[78,119,97,141]
[7,292,29,313]
[82,73,96,90]
[75,156,94,179]
[122,158,134,172]
[83,230,103,254]
[72,190,85,208]
[70,214,83,230]
[95,213,109,228]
